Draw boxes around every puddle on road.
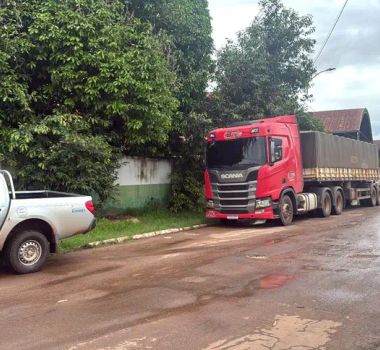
[183,227,287,249]
[264,238,284,245]
[159,253,182,260]
[82,315,341,350]
[246,255,267,260]
[203,314,342,350]
[259,274,294,289]
[58,289,108,303]
[350,253,380,258]
[122,287,197,310]
[182,276,208,283]
[302,265,350,273]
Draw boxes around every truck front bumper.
[206,207,277,220]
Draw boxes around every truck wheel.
[377,188,380,206]
[279,195,294,226]
[318,191,332,217]
[332,191,344,215]
[4,230,49,274]
[363,187,377,207]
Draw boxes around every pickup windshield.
[206,137,267,169]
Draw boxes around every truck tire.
[318,191,332,218]
[362,187,377,207]
[332,191,344,215]
[4,230,49,274]
[279,195,294,226]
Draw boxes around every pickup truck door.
[0,173,10,230]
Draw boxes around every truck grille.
[218,184,248,192]
[211,181,257,214]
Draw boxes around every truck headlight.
[255,198,272,209]
[207,200,215,209]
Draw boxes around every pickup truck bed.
[13,190,82,199]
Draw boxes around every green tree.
[126,0,213,109]
[1,114,119,202]
[0,0,178,201]
[169,112,212,212]
[213,0,322,130]
[126,0,214,211]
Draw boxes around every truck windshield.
[206,137,267,169]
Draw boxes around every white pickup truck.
[0,170,96,274]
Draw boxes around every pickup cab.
[0,170,96,274]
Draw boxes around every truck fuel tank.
[297,193,318,213]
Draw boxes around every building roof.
[311,108,366,132]
[311,108,373,143]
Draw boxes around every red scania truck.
[204,115,380,226]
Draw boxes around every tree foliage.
[126,0,214,211]
[1,114,118,202]
[212,0,321,130]
[0,0,178,201]
[169,112,212,212]
[126,0,213,109]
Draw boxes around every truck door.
[0,174,10,230]
[267,136,290,199]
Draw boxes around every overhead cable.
[314,0,349,64]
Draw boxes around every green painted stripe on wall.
[105,184,171,210]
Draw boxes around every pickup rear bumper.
[206,207,277,220]
[84,218,96,234]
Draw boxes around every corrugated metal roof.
[311,108,366,133]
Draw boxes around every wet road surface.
[1,208,380,350]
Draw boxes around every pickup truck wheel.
[4,230,49,274]
[279,195,294,226]
[332,191,344,215]
[318,191,332,218]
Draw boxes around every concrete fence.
[105,157,172,211]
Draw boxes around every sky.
[208,0,380,139]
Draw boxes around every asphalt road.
[1,208,380,350]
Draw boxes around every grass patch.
[59,209,205,252]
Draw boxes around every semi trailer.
[204,115,380,226]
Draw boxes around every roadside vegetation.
[59,209,205,252]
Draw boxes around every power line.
[314,0,349,64]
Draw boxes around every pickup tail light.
[85,200,95,215]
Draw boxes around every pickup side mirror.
[269,138,283,166]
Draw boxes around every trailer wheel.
[363,187,377,207]
[332,191,344,215]
[318,191,332,218]
[4,230,49,274]
[377,188,380,206]
[279,195,294,226]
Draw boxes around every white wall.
[116,157,172,186]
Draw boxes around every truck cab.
[205,115,303,225]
